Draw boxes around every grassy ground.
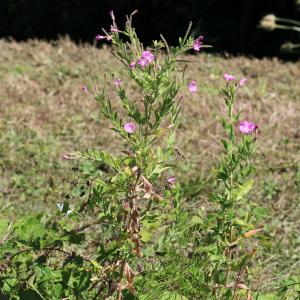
[0,38,300,296]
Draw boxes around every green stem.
[276,17,300,27]
[225,94,236,285]
[275,24,300,32]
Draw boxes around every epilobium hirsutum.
[193,35,204,51]
[82,10,209,298]
[239,120,258,134]
[124,122,137,133]
[188,80,197,93]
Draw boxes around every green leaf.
[140,229,152,243]
[80,149,120,171]
[221,139,229,151]
[233,218,253,229]
[234,179,254,201]
[14,216,46,242]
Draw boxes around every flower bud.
[260,14,276,31]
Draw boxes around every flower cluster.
[223,73,258,134]
[95,10,156,71]
[128,51,155,69]
[239,121,258,135]
[95,10,117,41]
[193,36,204,52]
[137,51,155,68]
[223,73,236,82]
[223,73,246,86]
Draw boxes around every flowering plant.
[0,10,267,300]
[137,74,263,299]
[0,10,207,300]
[78,10,206,297]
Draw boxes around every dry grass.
[0,37,300,291]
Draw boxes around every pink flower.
[82,85,88,93]
[95,35,106,41]
[141,51,155,63]
[95,34,112,41]
[137,51,155,68]
[110,25,121,33]
[223,73,236,82]
[124,122,136,134]
[167,176,176,184]
[239,121,258,134]
[138,58,148,68]
[188,80,197,93]
[62,154,71,160]
[115,79,121,86]
[109,10,115,21]
[193,35,204,52]
[239,78,247,86]
[130,61,136,69]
